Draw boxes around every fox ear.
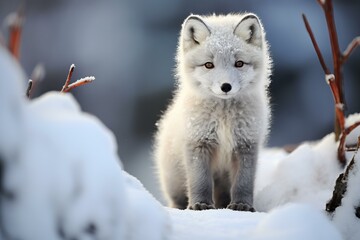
[182,15,211,51]
[234,14,263,47]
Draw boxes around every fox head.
[176,13,270,99]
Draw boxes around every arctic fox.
[154,13,271,211]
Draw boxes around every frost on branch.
[61,64,94,93]
[62,76,95,93]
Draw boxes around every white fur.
[155,13,272,209]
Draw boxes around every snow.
[325,73,335,84]
[0,47,168,240]
[77,76,95,82]
[1,44,360,240]
[0,46,26,159]
[344,113,360,146]
[169,204,341,240]
[2,90,170,239]
[332,153,360,240]
[255,133,342,211]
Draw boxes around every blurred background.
[1,0,359,203]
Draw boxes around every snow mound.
[0,46,168,240]
[332,153,360,240]
[0,46,26,159]
[255,133,342,211]
[253,204,342,240]
[123,171,170,240]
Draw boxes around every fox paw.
[227,203,255,212]
[189,202,215,210]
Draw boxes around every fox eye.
[204,62,214,69]
[235,60,244,68]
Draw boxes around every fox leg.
[228,143,257,212]
[186,143,215,210]
[159,158,188,209]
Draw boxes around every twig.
[345,146,358,152]
[60,64,94,93]
[316,0,343,102]
[305,0,360,144]
[61,64,75,92]
[342,36,360,63]
[302,13,345,140]
[338,121,360,165]
[302,14,331,75]
[62,77,95,93]
[30,63,45,83]
[6,6,24,60]
[25,64,45,99]
[26,80,33,99]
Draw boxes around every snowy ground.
[168,204,341,240]
[1,45,360,240]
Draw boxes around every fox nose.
[221,83,232,93]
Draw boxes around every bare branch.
[6,6,24,60]
[305,0,354,141]
[61,64,75,92]
[338,121,360,165]
[62,76,95,93]
[30,63,45,83]
[302,14,331,75]
[318,0,346,114]
[26,80,33,99]
[303,13,345,139]
[342,36,360,63]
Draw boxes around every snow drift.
[0,46,169,240]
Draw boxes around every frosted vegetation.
[1,41,360,239]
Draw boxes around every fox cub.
[154,13,271,211]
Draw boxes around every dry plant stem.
[302,13,345,139]
[302,14,331,74]
[316,0,360,138]
[30,64,45,83]
[61,64,75,92]
[26,80,33,99]
[317,0,343,102]
[62,78,94,93]
[8,25,21,59]
[342,36,360,63]
[7,7,24,60]
[338,121,360,165]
